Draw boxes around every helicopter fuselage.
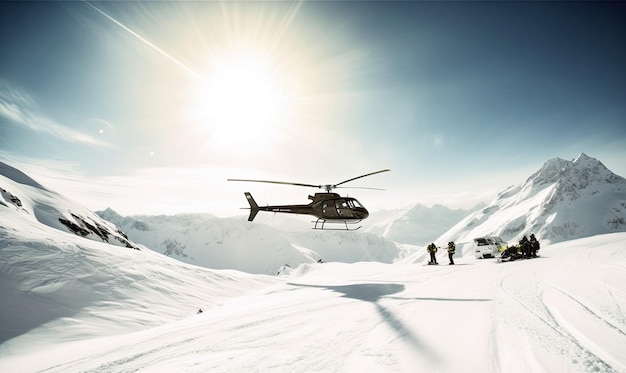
[244,192,369,223]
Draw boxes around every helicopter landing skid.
[312,219,362,231]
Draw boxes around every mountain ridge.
[435,153,626,252]
[363,202,483,245]
[1,162,141,251]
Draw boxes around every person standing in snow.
[427,243,438,264]
[529,234,540,257]
[447,241,456,265]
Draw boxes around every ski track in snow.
[495,242,626,373]
[498,273,611,372]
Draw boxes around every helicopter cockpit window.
[350,199,364,208]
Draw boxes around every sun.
[192,52,284,153]
[210,59,278,125]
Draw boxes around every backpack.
[447,241,456,253]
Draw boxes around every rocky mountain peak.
[437,153,626,246]
[529,156,570,185]
[529,153,623,190]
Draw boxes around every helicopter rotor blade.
[333,169,391,188]
[229,169,390,192]
[228,179,321,189]
[335,186,386,191]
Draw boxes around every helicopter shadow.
[287,282,491,303]
[287,282,492,364]
[288,282,404,302]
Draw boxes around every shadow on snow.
[288,282,493,365]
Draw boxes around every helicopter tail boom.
[244,192,260,222]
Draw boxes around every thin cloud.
[0,82,111,147]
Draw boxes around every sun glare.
[192,53,284,154]
[210,60,278,123]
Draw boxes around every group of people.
[501,234,540,260]
[428,234,541,264]
[426,241,456,265]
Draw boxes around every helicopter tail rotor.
[244,192,260,222]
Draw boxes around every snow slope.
[2,227,625,372]
[0,161,279,345]
[0,162,141,250]
[0,214,278,346]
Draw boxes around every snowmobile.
[497,245,523,263]
[497,245,540,263]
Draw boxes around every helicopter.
[228,169,390,230]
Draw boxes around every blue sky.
[1,1,625,216]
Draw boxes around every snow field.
[1,234,626,372]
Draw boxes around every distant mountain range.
[97,201,476,275]
[98,208,401,275]
[364,203,484,245]
[2,152,624,275]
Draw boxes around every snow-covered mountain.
[0,162,140,250]
[5,152,624,275]
[97,152,626,270]
[0,161,280,345]
[2,159,626,372]
[436,153,626,252]
[364,203,483,245]
[97,209,325,275]
[99,209,401,275]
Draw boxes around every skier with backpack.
[447,241,456,265]
[427,243,438,265]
